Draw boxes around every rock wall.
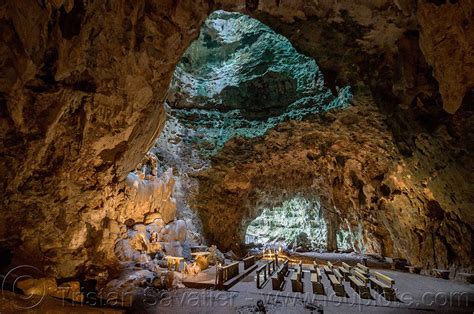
[0,0,208,278]
[0,0,472,278]
[190,93,473,271]
[417,1,474,113]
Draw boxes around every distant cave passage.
[244,197,353,252]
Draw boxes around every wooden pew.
[323,265,332,275]
[271,274,281,290]
[281,260,289,275]
[405,265,421,274]
[256,264,267,289]
[310,272,325,295]
[267,260,275,276]
[342,262,352,271]
[458,273,474,284]
[338,266,351,281]
[271,266,284,290]
[291,271,303,292]
[369,271,396,301]
[243,255,256,270]
[432,269,450,279]
[328,274,345,297]
[391,258,408,270]
[316,267,323,280]
[295,261,303,280]
[355,263,370,276]
[355,269,370,285]
[271,260,289,291]
[348,270,371,299]
[324,261,333,275]
[333,268,344,282]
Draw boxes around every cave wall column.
[326,211,338,252]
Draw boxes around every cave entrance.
[157,9,352,163]
[244,197,353,252]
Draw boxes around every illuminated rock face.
[165,10,351,157]
[0,0,472,280]
[190,94,473,270]
[245,197,352,251]
[156,9,473,273]
[170,11,348,113]
[0,0,208,278]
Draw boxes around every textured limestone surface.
[245,197,354,251]
[155,7,473,274]
[0,0,209,279]
[188,94,473,271]
[169,11,349,113]
[0,0,472,282]
[417,1,474,113]
[166,10,351,157]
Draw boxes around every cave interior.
[0,1,473,312]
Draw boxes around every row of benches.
[320,261,396,300]
[271,260,289,290]
[263,258,396,302]
[216,254,258,288]
[256,259,276,288]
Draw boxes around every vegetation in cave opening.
[245,197,352,251]
[161,10,352,158]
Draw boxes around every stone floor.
[181,260,257,289]
[0,291,122,314]
[2,261,472,313]
[137,261,474,313]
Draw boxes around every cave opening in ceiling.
[149,9,355,256]
[245,197,353,252]
[156,10,352,167]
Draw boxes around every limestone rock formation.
[99,269,155,307]
[0,0,472,282]
[124,169,176,224]
[246,197,335,250]
[153,8,473,273]
[417,1,474,113]
[114,217,187,268]
[1,0,208,278]
[190,94,473,270]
